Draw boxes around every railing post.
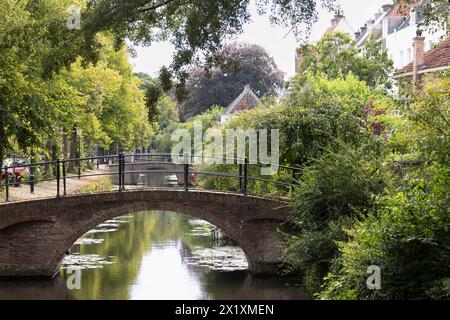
[118,157,121,191]
[118,153,125,191]
[4,165,9,202]
[56,159,61,198]
[29,160,35,194]
[62,160,67,196]
[184,153,189,192]
[239,161,243,193]
[243,157,248,196]
[121,153,126,191]
[118,153,122,191]
[96,158,100,169]
[77,157,81,179]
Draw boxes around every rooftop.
[394,36,450,77]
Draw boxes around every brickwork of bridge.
[0,189,291,279]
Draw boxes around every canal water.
[0,211,305,300]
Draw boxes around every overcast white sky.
[130,0,392,79]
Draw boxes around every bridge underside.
[0,190,290,278]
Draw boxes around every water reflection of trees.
[61,211,216,300]
[57,211,304,300]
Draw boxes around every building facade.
[295,1,447,76]
[355,1,447,70]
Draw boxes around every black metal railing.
[0,153,302,203]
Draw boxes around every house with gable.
[220,85,262,122]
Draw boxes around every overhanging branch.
[138,0,178,13]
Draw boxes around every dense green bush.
[282,140,388,295]
[320,164,450,300]
[196,73,378,198]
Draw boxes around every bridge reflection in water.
[0,211,305,300]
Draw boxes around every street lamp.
[75,127,82,179]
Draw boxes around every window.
[410,8,416,25]
[382,18,389,38]
[406,48,412,63]
[399,50,404,67]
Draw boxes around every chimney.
[413,29,425,84]
[330,17,337,27]
[382,4,393,12]
[331,14,344,27]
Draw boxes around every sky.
[129,0,392,79]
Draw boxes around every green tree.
[179,43,284,120]
[283,141,388,295]
[317,72,450,301]
[47,34,153,157]
[144,83,163,124]
[400,73,449,163]
[0,0,75,166]
[78,0,340,98]
[196,74,380,197]
[151,96,180,153]
[297,32,394,89]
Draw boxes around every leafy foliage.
[150,95,180,153]
[196,74,379,198]
[283,141,388,295]
[0,1,152,165]
[297,32,394,89]
[401,73,449,163]
[320,164,450,300]
[79,0,340,97]
[316,74,450,300]
[145,83,163,123]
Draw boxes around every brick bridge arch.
[0,190,291,278]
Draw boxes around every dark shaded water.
[0,211,305,300]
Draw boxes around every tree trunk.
[0,103,5,169]
[0,126,5,170]
[62,131,68,160]
[44,139,54,177]
[69,128,77,172]
[0,143,4,175]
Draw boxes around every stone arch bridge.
[0,190,291,279]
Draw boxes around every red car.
[1,159,29,185]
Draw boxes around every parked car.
[1,158,29,185]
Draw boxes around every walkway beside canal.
[0,166,110,202]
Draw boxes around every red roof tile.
[394,36,450,77]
